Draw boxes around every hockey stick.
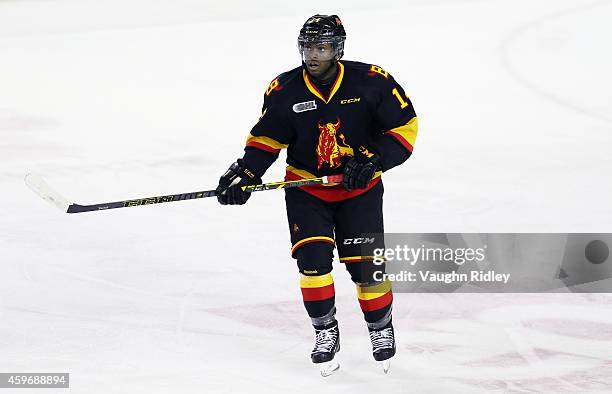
[24,173,343,214]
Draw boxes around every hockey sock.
[355,280,393,326]
[300,273,336,328]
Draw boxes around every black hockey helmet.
[298,14,346,60]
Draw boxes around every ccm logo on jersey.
[343,237,376,245]
[293,100,317,113]
[340,98,361,105]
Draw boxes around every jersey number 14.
[392,87,410,109]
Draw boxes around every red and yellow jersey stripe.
[302,62,345,104]
[285,165,382,202]
[386,116,418,152]
[245,133,288,154]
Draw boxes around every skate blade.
[319,360,340,377]
[381,359,391,374]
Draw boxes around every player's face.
[301,42,336,78]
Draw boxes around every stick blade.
[24,173,72,213]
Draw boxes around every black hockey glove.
[216,159,261,205]
[343,147,381,191]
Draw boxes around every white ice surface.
[1,0,611,393]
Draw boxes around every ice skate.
[311,321,340,377]
[369,322,395,373]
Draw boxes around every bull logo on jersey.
[316,117,354,170]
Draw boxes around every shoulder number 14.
[392,88,409,109]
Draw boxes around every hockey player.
[216,14,418,376]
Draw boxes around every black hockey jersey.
[242,60,418,202]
